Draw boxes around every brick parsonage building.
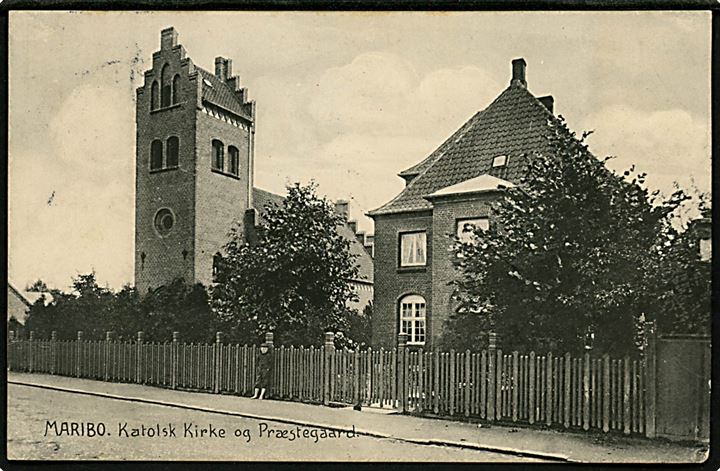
[368,58,559,349]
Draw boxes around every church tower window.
[151,81,159,110]
[160,64,171,108]
[150,140,163,170]
[212,139,224,171]
[172,75,181,104]
[228,146,239,176]
[166,136,179,168]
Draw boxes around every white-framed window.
[456,218,489,244]
[400,294,426,345]
[492,155,507,168]
[400,231,427,267]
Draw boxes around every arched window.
[166,136,179,168]
[212,139,224,171]
[150,81,159,110]
[150,140,163,170]
[228,146,239,176]
[172,74,181,104]
[160,64,171,108]
[399,294,426,345]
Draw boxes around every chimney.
[161,27,178,51]
[539,95,554,114]
[348,220,358,233]
[511,58,527,88]
[215,57,232,81]
[335,200,349,220]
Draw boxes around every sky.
[8,11,711,291]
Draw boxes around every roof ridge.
[370,83,560,217]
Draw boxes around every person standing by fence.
[252,342,273,400]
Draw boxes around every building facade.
[368,58,557,348]
[135,28,372,308]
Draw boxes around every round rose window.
[154,208,175,236]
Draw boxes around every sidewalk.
[8,372,707,463]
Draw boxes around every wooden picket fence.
[7,329,652,437]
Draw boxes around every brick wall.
[193,111,252,287]
[371,211,433,348]
[430,194,498,346]
[134,43,198,294]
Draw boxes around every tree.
[22,273,221,342]
[643,208,711,336]
[445,119,694,355]
[212,182,360,346]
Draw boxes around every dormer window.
[492,155,507,168]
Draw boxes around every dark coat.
[255,350,273,389]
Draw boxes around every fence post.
[487,332,497,421]
[172,332,180,390]
[214,332,224,394]
[353,348,361,408]
[602,353,610,432]
[583,351,591,430]
[397,333,408,413]
[51,331,57,375]
[104,331,113,381]
[76,331,83,378]
[28,331,35,373]
[136,331,144,384]
[643,321,657,438]
[323,332,335,406]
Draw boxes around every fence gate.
[653,335,710,441]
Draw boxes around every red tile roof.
[369,83,557,216]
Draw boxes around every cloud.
[9,83,136,290]
[581,105,710,196]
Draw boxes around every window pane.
[160,64,171,107]
[401,232,426,266]
[212,140,224,170]
[166,137,179,167]
[150,81,159,110]
[415,320,425,342]
[172,75,180,104]
[457,218,489,244]
[228,146,239,175]
[150,140,163,170]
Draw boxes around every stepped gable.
[197,67,253,121]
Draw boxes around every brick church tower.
[134,27,256,293]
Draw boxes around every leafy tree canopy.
[445,119,707,355]
[212,182,360,346]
